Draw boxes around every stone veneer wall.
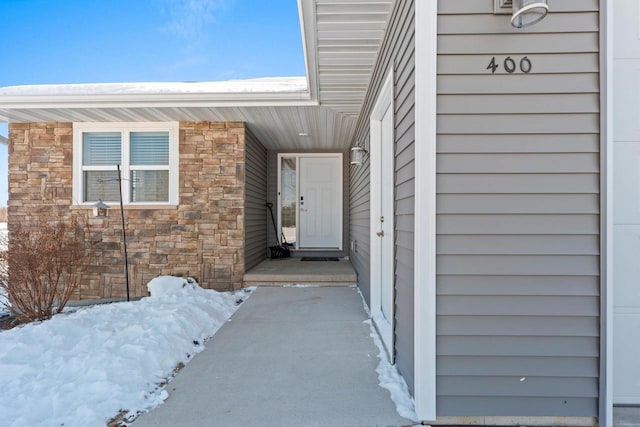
[8,121,246,299]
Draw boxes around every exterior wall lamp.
[350,140,369,166]
[511,0,549,28]
[494,0,549,29]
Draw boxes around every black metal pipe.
[117,164,130,302]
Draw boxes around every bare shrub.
[0,214,95,323]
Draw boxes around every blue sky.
[0,0,305,206]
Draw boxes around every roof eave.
[0,90,317,111]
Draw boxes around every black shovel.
[266,203,290,259]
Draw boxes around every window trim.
[73,122,179,206]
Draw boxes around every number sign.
[486,56,532,74]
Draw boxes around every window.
[73,122,179,205]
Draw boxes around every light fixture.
[93,199,109,217]
[511,0,549,28]
[350,140,369,166]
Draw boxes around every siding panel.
[438,356,599,377]
[438,13,599,34]
[438,74,599,94]
[438,336,599,357]
[435,1,600,418]
[436,194,600,214]
[438,0,599,14]
[244,128,268,271]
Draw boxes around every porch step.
[243,258,357,286]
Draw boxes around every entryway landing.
[243,257,357,286]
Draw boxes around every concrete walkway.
[132,286,415,427]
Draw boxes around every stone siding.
[8,121,246,299]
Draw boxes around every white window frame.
[73,122,179,206]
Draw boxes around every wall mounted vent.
[494,0,513,14]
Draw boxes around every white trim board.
[414,0,438,422]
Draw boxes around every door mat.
[300,257,340,261]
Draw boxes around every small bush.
[0,215,95,323]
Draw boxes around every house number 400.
[486,56,532,74]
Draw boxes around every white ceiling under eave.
[305,0,394,118]
[0,0,393,151]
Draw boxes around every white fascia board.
[0,91,317,111]
[298,0,320,105]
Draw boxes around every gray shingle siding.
[435,1,600,417]
[350,0,601,418]
[244,127,268,271]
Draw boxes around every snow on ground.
[0,77,307,96]
[365,319,419,422]
[0,276,251,427]
[356,286,418,422]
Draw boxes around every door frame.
[276,153,343,250]
[369,68,395,363]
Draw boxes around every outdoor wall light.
[350,141,368,167]
[511,0,549,28]
[93,199,109,217]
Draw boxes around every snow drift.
[0,276,249,427]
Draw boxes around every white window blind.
[130,132,169,166]
[82,132,121,202]
[130,131,170,202]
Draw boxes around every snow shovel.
[266,203,290,259]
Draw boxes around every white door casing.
[370,69,395,363]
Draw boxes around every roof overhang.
[0,135,7,145]
[0,78,314,110]
[0,1,393,150]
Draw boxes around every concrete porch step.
[243,257,357,286]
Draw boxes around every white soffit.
[0,1,393,150]
[303,0,394,118]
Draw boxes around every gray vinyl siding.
[349,0,416,393]
[244,127,268,271]
[266,151,349,258]
[435,0,600,418]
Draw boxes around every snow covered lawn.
[0,276,250,427]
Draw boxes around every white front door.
[370,70,395,362]
[613,0,640,405]
[298,156,342,249]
